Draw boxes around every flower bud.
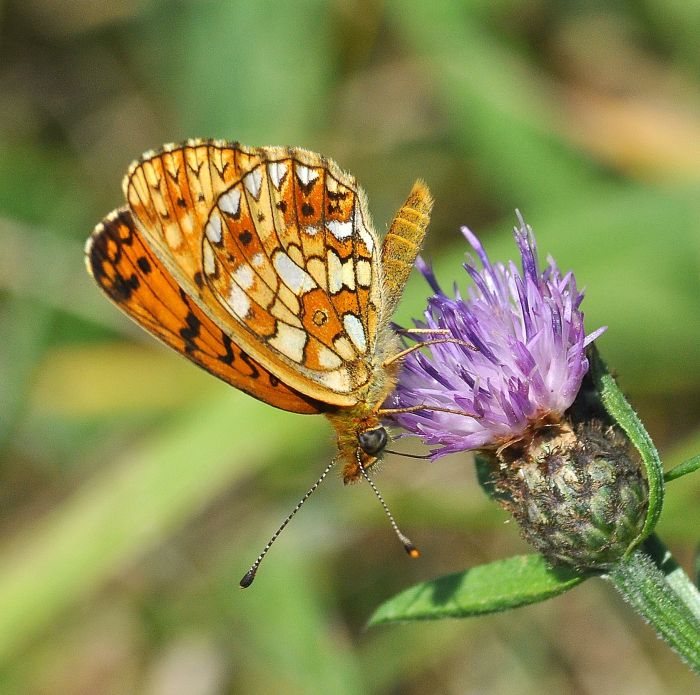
[486,421,648,570]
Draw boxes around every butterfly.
[85,139,437,585]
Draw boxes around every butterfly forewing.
[123,141,382,405]
[85,207,325,414]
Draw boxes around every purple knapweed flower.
[387,213,606,458]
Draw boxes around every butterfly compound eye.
[358,427,388,456]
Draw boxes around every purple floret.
[386,213,606,458]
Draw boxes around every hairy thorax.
[326,329,403,483]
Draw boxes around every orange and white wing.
[85,207,325,414]
[123,141,382,406]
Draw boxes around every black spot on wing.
[87,210,135,286]
[111,272,140,302]
[187,159,203,176]
[166,166,181,184]
[297,178,317,196]
[221,205,241,221]
[179,310,201,354]
[114,210,136,243]
[239,350,260,379]
[218,334,235,365]
[211,159,229,181]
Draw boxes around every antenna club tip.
[239,569,257,588]
[405,544,421,559]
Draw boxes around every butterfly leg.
[378,404,481,419]
[382,338,477,368]
[394,327,451,336]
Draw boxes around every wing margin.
[85,207,326,415]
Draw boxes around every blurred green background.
[1,1,700,693]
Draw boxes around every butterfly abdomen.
[380,180,433,317]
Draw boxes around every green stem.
[664,454,700,483]
[643,534,700,623]
[606,545,700,674]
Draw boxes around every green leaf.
[368,554,588,626]
[664,454,700,483]
[587,344,664,544]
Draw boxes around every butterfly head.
[329,414,389,484]
[358,426,388,457]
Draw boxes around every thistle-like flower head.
[388,213,606,457]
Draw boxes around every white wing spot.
[181,214,193,234]
[269,323,307,363]
[328,249,342,294]
[343,313,367,353]
[333,336,356,361]
[303,225,320,236]
[358,223,375,252]
[341,258,355,290]
[205,212,222,243]
[268,162,288,190]
[319,370,351,393]
[219,188,241,217]
[203,242,216,276]
[165,224,183,250]
[244,169,263,199]
[326,220,352,241]
[327,250,355,293]
[273,251,316,295]
[251,253,265,268]
[227,284,250,319]
[356,259,371,287]
[318,346,342,369]
[307,257,326,289]
[233,264,254,290]
[296,164,319,186]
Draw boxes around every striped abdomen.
[380,180,433,317]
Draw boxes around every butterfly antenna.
[239,457,337,588]
[356,453,420,559]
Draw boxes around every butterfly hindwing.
[201,150,383,397]
[123,141,383,404]
[85,207,325,414]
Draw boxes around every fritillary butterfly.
[86,140,433,584]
